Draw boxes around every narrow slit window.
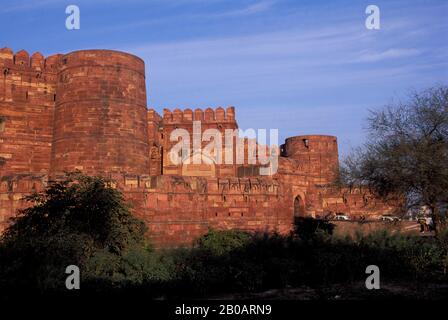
[0,117,6,133]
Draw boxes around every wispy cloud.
[124,20,444,105]
[0,0,59,13]
[355,48,423,62]
[91,0,277,34]
[0,0,148,14]
[223,0,275,16]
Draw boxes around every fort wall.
[0,48,400,246]
[118,174,289,247]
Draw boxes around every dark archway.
[294,195,306,218]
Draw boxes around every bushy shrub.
[196,229,252,255]
[0,172,146,296]
[2,194,447,300]
[161,228,448,297]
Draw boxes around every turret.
[282,135,339,184]
[50,49,149,175]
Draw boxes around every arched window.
[294,195,305,218]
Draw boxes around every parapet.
[0,48,62,73]
[14,49,29,66]
[44,54,62,71]
[30,52,44,69]
[162,106,236,123]
[0,48,146,75]
[147,109,162,122]
[58,49,145,76]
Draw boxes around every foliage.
[0,172,146,294]
[339,86,448,230]
[196,229,252,255]
[163,229,447,297]
[1,225,447,299]
[0,172,447,299]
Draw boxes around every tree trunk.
[430,203,442,236]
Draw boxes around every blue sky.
[1,0,447,156]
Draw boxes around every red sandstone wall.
[318,186,401,219]
[0,175,47,231]
[0,48,58,175]
[147,109,163,176]
[116,174,292,247]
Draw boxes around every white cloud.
[355,48,422,62]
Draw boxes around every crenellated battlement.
[147,109,162,122]
[162,106,236,123]
[0,48,59,105]
[0,48,61,73]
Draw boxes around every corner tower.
[50,50,150,175]
[282,135,339,185]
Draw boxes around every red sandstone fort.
[0,48,397,246]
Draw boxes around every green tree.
[197,229,252,255]
[340,86,448,232]
[0,172,146,293]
